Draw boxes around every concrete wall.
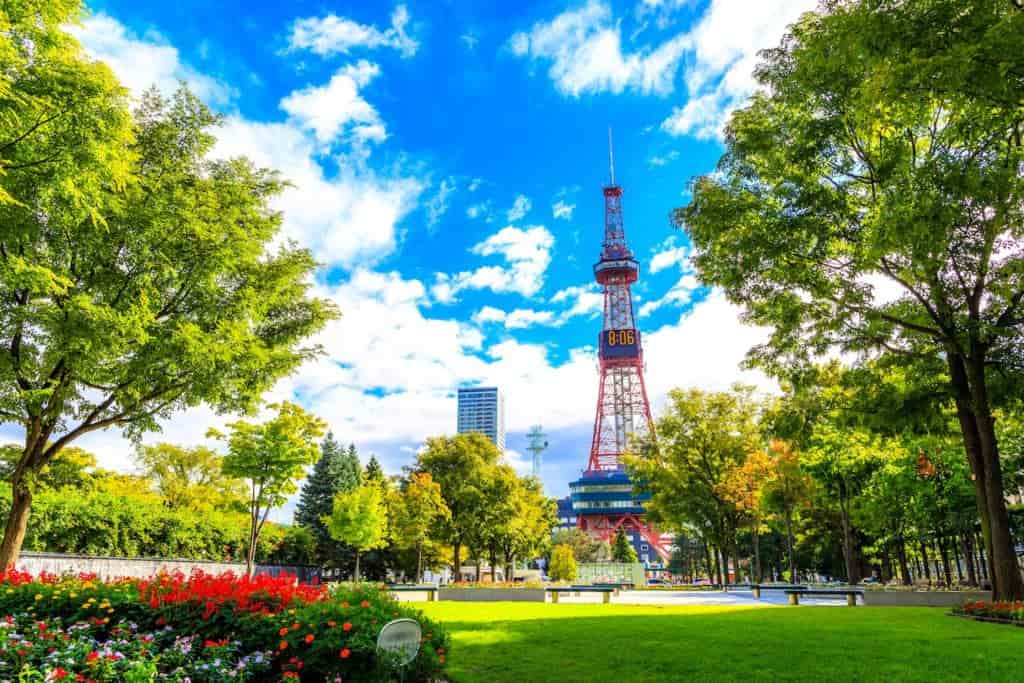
[862,590,989,607]
[438,588,546,602]
[14,552,318,582]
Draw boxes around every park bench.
[571,582,633,596]
[749,584,807,599]
[386,585,438,602]
[547,586,615,604]
[784,588,861,606]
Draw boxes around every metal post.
[789,592,799,606]
[847,593,856,607]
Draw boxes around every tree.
[761,440,812,584]
[294,435,362,566]
[548,544,577,582]
[0,445,98,492]
[550,528,602,564]
[718,448,774,583]
[325,481,388,584]
[414,433,500,576]
[677,0,1024,599]
[390,473,450,583]
[133,443,245,511]
[628,385,763,585]
[612,527,638,563]
[216,402,326,575]
[0,79,336,567]
[491,474,556,581]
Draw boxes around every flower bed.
[952,600,1024,626]
[0,569,448,681]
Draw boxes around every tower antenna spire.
[607,126,615,186]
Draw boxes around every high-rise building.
[456,386,505,450]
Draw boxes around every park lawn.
[419,602,1024,682]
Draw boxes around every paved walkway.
[554,588,856,607]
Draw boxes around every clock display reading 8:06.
[606,329,636,346]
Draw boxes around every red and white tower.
[570,132,669,563]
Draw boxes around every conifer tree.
[612,527,638,563]
[294,434,361,566]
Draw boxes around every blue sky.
[7,0,821,516]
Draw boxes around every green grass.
[418,602,1024,682]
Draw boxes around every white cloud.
[649,243,691,273]
[473,307,559,329]
[648,150,680,167]
[71,13,236,104]
[288,4,419,59]
[508,0,690,97]
[638,273,700,317]
[467,178,482,192]
[280,61,384,145]
[213,118,423,268]
[433,225,555,301]
[552,200,576,220]
[551,283,604,320]
[507,194,532,222]
[661,0,817,139]
[460,32,479,51]
[426,177,457,228]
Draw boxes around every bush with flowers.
[953,600,1024,625]
[0,569,448,681]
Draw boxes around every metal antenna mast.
[607,126,615,186]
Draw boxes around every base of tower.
[569,470,671,563]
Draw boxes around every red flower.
[304,633,315,643]
[360,600,370,608]
[342,622,353,632]
[280,641,289,650]
[437,648,445,654]
[52,668,68,680]
[328,620,336,627]
[279,627,289,636]
[340,648,351,659]
[86,652,99,663]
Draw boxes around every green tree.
[216,402,326,575]
[325,481,388,584]
[676,0,1024,599]
[294,435,362,566]
[611,527,638,564]
[628,385,763,585]
[760,440,812,585]
[133,443,245,511]
[0,444,98,492]
[548,544,577,582]
[390,472,450,583]
[550,528,602,564]
[490,474,556,581]
[717,448,773,583]
[0,80,335,567]
[413,433,500,576]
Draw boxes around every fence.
[13,552,320,582]
[577,562,646,586]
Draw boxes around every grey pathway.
[553,588,856,606]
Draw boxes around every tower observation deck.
[569,132,670,564]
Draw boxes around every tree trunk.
[354,551,361,584]
[0,477,33,571]
[937,535,952,586]
[919,541,931,580]
[785,508,797,584]
[951,535,963,583]
[897,537,911,586]
[951,351,1023,600]
[416,541,423,584]
[838,490,859,584]
[452,541,461,580]
[702,544,713,583]
[489,547,497,582]
[976,532,989,586]
[751,525,761,583]
[962,535,978,587]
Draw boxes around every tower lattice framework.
[573,141,669,561]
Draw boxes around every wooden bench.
[386,585,438,602]
[547,586,615,604]
[784,588,861,606]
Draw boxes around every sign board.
[377,618,422,667]
[599,328,640,359]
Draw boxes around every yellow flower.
[69,593,77,599]
[34,594,42,601]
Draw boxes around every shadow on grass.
[421,605,1024,683]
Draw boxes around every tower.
[526,425,548,479]
[569,131,669,564]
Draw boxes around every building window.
[641,544,649,551]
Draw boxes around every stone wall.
[13,552,319,582]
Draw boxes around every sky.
[2,0,822,519]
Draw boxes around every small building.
[456,386,506,450]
